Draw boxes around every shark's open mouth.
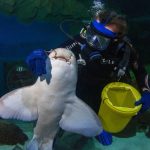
[55,56,69,62]
[50,50,72,64]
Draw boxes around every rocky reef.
[0,0,91,22]
[0,120,28,145]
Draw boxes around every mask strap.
[103,11,117,25]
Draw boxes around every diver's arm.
[130,47,149,92]
[130,47,150,113]
[120,36,149,91]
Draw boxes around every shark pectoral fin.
[59,97,103,137]
[0,89,38,121]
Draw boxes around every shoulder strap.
[117,37,132,70]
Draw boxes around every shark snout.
[50,48,74,64]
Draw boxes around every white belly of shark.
[0,48,102,150]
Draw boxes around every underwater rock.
[0,0,16,13]
[60,0,88,18]
[0,0,90,22]
[36,0,52,20]
[16,0,40,21]
[0,121,28,145]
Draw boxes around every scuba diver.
[25,10,150,146]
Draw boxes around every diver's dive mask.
[80,20,117,51]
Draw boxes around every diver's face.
[105,24,120,42]
[85,20,119,51]
[105,24,120,35]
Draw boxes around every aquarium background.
[0,0,150,149]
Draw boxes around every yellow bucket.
[98,82,142,133]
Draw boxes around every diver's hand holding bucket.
[135,90,150,114]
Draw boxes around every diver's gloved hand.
[26,49,47,76]
[96,130,112,145]
[135,91,150,113]
[114,66,126,78]
[89,51,101,61]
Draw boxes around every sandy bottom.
[0,118,149,150]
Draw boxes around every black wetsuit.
[58,35,148,113]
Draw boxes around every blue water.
[0,13,67,61]
[0,13,68,95]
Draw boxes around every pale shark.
[0,48,102,150]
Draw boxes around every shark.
[0,48,102,150]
